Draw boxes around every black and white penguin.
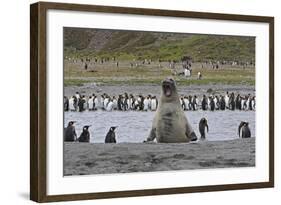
[78,125,91,142]
[117,95,123,110]
[112,96,118,110]
[251,96,256,110]
[148,95,152,110]
[75,91,80,99]
[143,96,150,111]
[213,96,219,110]
[183,96,189,111]
[78,96,86,112]
[99,95,105,110]
[137,95,144,111]
[93,95,99,110]
[103,94,110,110]
[192,95,198,110]
[238,121,251,138]
[229,94,235,111]
[123,93,129,111]
[220,96,226,110]
[64,96,69,111]
[199,118,209,140]
[209,97,215,111]
[105,126,118,143]
[180,96,185,110]
[106,99,114,111]
[128,94,134,110]
[188,95,193,110]
[69,96,77,111]
[201,95,208,111]
[64,121,77,142]
[88,96,94,111]
[235,94,241,110]
[151,96,158,111]
[225,91,229,108]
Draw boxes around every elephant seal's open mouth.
[162,79,174,97]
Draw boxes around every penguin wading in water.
[64,121,77,142]
[151,96,158,111]
[199,118,209,140]
[78,125,91,142]
[105,126,118,143]
[238,121,251,138]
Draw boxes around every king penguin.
[64,121,77,142]
[105,126,118,143]
[78,125,91,142]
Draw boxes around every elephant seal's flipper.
[144,128,156,142]
[186,123,197,141]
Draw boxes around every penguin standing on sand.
[238,121,251,138]
[105,126,118,143]
[199,118,209,140]
[64,121,77,142]
[78,125,91,142]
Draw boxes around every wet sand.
[64,138,255,176]
[64,84,255,97]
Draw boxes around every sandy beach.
[64,84,255,98]
[63,137,255,176]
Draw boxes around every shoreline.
[64,83,255,97]
[64,138,255,176]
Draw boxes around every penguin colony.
[64,92,255,112]
[64,83,253,143]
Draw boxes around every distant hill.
[64,27,255,62]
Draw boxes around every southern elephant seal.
[144,78,197,143]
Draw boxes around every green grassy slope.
[64,28,255,62]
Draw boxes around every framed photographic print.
[30,1,274,202]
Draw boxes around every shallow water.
[65,110,255,143]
